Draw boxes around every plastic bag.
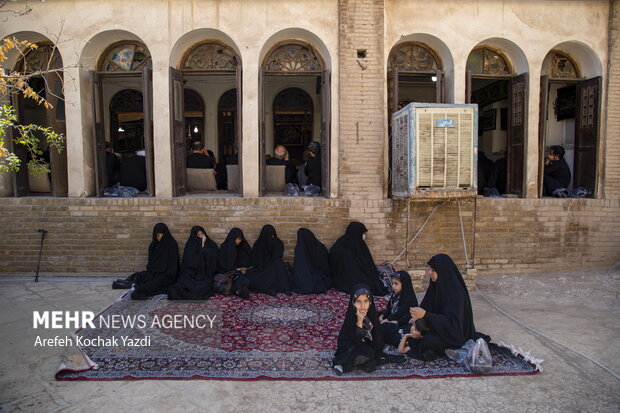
[303,184,321,196]
[285,183,300,197]
[446,338,492,374]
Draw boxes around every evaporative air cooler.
[391,103,479,199]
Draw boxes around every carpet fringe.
[493,341,544,372]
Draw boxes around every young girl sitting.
[379,270,418,346]
[332,284,385,375]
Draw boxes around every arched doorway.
[170,41,241,195]
[260,41,330,196]
[387,42,443,196]
[466,46,528,197]
[92,41,154,196]
[12,43,67,197]
[387,42,444,116]
[539,50,600,197]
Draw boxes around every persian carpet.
[56,290,540,380]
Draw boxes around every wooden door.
[538,75,549,197]
[435,70,444,103]
[320,70,331,196]
[91,71,106,197]
[259,68,266,195]
[507,72,528,196]
[236,64,243,194]
[143,67,156,196]
[574,76,601,197]
[10,93,29,197]
[45,71,68,197]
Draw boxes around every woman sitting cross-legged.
[168,226,218,300]
[130,223,179,300]
[408,253,489,361]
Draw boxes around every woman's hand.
[411,307,426,320]
[356,310,366,327]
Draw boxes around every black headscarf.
[420,254,476,349]
[334,284,384,361]
[292,228,331,294]
[383,270,418,325]
[250,225,283,270]
[329,222,388,296]
[218,227,251,272]
[146,223,179,276]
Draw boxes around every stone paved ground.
[0,267,619,413]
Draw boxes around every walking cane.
[35,229,48,282]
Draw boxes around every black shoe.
[332,364,344,376]
[284,290,293,297]
[112,280,132,290]
[237,284,250,299]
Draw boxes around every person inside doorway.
[105,142,121,187]
[266,144,296,184]
[543,145,571,197]
[186,141,214,169]
[304,141,322,190]
[119,147,147,192]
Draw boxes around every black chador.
[329,222,388,296]
[333,284,385,374]
[418,254,479,355]
[168,226,218,300]
[291,228,331,294]
[131,223,179,299]
[246,225,291,296]
[217,227,251,273]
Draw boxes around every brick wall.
[606,0,620,199]
[338,0,387,199]
[1,198,618,280]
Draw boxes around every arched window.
[388,43,440,73]
[466,48,512,76]
[263,42,324,73]
[181,42,238,71]
[99,42,151,72]
[542,51,580,80]
[17,44,63,73]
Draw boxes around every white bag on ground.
[446,338,493,374]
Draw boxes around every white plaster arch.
[3,31,64,71]
[79,29,152,70]
[543,41,603,79]
[258,28,331,71]
[169,28,242,69]
[468,37,530,75]
[388,33,455,103]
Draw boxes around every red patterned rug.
[55,290,540,380]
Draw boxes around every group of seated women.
[119,221,390,300]
[333,253,486,374]
[117,221,486,374]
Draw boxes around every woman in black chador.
[409,254,483,360]
[291,228,331,294]
[329,222,388,296]
[332,284,385,375]
[217,227,251,273]
[131,223,179,300]
[168,226,218,300]
[246,225,292,296]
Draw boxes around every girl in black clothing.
[332,284,385,375]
